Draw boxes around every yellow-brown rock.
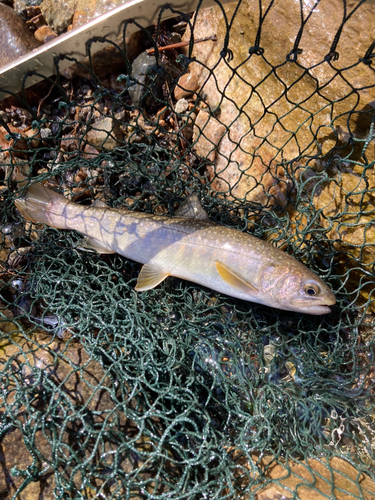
[174,72,199,100]
[257,456,375,500]
[0,330,131,498]
[229,450,375,500]
[314,172,375,267]
[193,110,226,162]
[85,116,123,150]
[183,0,375,205]
[314,170,375,311]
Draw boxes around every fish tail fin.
[15,183,68,228]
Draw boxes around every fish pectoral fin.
[215,261,259,294]
[176,194,209,220]
[135,264,169,291]
[78,236,115,254]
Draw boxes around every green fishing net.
[0,0,375,498]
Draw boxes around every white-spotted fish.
[15,183,336,314]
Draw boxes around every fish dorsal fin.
[92,199,132,214]
[176,194,209,220]
[215,261,259,294]
[135,264,169,291]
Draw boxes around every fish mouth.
[305,305,332,315]
[291,297,336,315]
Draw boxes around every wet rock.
[85,116,123,150]
[128,52,167,110]
[174,72,199,100]
[34,24,57,43]
[72,0,129,28]
[314,172,375,267]
[0,329,158,497]
[0,331,123,498]
[229,450,375,500]
[314,170,375,311]
[39,0,77,34]
[257,456,375,500]
[193,109,226,162]
[0,4,41,67]
[5,105,32,129]
[0,123,36,158]
[183,0,375,206]
[14,0,42,16]
[0,426,56,498]
[175,98,189,114]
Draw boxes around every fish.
[14,183,336,315]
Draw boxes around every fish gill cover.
[0,0,375,498]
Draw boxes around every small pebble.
[34,25,57,43]
[85,117,123,150]
[39,0,76,33]
[174,73,199,101]
[175,98,189,114]
[40,127,52,139]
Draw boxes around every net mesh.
[0,0,375,498]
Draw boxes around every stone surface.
[85,116,123,150]
[39,0,78,33]
[0,330,101,497]
[256,456,375,500]
[183,0,375,205]
[193,110,226,163]
[0,330,137,498]
[128,52,167,109]
[34,24,57,43]
[174,72,199,100]
[314,172,375,267]
[313,171,375,311]
[229,450,375,500]
[175,98,189,114]
[72,0,129,28]
[14,0,42,15]
[0,3,40,67]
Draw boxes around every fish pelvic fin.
[215,261,259,294]
[15,183,68,228]
[77,236,116,254]
[135,264,169,291]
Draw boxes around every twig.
[146,35,217,55]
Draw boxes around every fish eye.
[304,283,320,296]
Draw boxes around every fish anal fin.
[215,261,259,294]
[176,194,209,220]
[135,264,169,291]
[79,236,115,254]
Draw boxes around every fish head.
[260,264,336,315]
